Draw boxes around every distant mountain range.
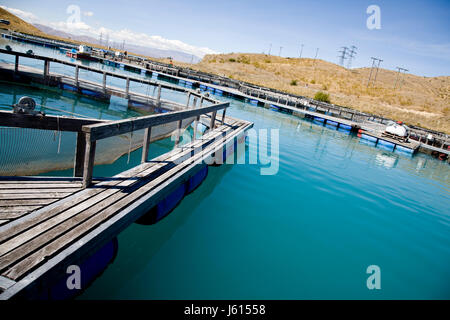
[33,23,201,63]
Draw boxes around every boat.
[76,45,98,61]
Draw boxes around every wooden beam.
[14,55,19,73]
[82,133,96,188]
[102,72,107,92]
[74,132,86,177]
[156,84,161,107]
[43,60,49,78]
[141,127,152,163]
[83,102,229,141]
[0,111,104,132]
[75,65,79,87]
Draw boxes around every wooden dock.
[359,130,420,153]
[0,87,253,299]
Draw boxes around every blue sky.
[1,0,449,76]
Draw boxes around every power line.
[394,67,408,89]
[313,48,319,81]
[346,45,357,69]
[367,57,382,87]
[338,46,348,66]
[299,44,304,58]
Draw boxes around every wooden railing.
[79,96,229,187]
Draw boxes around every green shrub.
[228,58,236,62]
[314,91,330,103]
[310,79,316,84]
[290,80,297,86]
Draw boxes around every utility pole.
[372,58,383,86]
[105,34,109,48]
[268,43,272,55]
[346,45,357,69]
[279,46,283,57]
[299,44,304,58]
[367,57,382,87]
[338,46,348,66]
[99,32,102,46]
[122,40,125,51]
[394,67,408,89]
[313,48,319,81]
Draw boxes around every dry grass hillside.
[174,53,450,134]
[1,7,448,133]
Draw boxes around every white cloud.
[1,6,217,58]
[0,5,40,23]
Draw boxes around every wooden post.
[193,97,202,141]
[125,77,130,98]
[102,72,107,92]
[210,111,217,130]
[74,132,86,177]
[75,65,79,87]
[156,84,161,107]
[186,92,191,108]
[14,55,19,73]
[82,133,96,188]
[175,119,183,146]
[221,108,227,124]
[141,127,152,163]
[43,60,49,78]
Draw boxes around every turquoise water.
[1,40,449,299]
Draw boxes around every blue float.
[378,139,396,149]
[270,104,280,111]
[155,184,186,221]
[339,124,352,131]
[327,120,338,126]
[186,165,208,194]
[47,237,118,300]
[361,133,378,143]
[395,145,414,154]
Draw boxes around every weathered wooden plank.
[0,193,71,200]
[74,132,87,177]
[0,188,80,194]
[82,134,96,188]
[1,121,251,280]
[0,206,41,216]
[0,199,56,206]
[141,127,152,163]
[0,111,104,132]
[0,275,15,291]
[0,220,9,226]
[0,212,29,220]
[83,102,229,141]
[0,183,82,189]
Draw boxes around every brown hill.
[174,54,450,134]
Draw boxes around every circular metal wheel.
[17,96,36,111]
